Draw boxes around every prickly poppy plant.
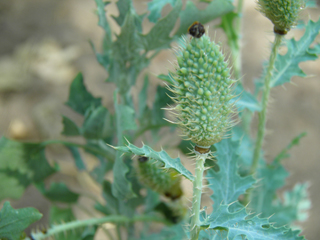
[0,0,319,240]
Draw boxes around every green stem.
[251,34,283,175]
[30,215,170,240]
[190,154,206,240]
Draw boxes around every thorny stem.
[190,153,206,240]
[251,34,283,175]
[29,215,171,240]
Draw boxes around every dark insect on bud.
[188,21,205,38]
[138,156,149,163]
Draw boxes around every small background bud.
[257,0,305,34]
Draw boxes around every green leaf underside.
[112,142,194,181]
[0,201,42,240]
[176,0,234,36]
[205,204,304,240]
[257,18,320,89]
[65,73,101,115]
[208,138,255,210]
[0,137,57,201]
[36,182,79,203]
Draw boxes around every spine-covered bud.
[137,157,183,200]
[168,34,235,148]
[257,0,305,34]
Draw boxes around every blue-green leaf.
[176,0,234,36]
[36,182,79,203]
[208,138,255,211]
[147,0,178,23]
[270,183,311,227]
[233,83,261,112]
[66,146,86,171]
[0,201,42,240]
[204,204,304,240]
[112,97,138,200]
[61,116,81,136]
[82,106,113,139]
[65,73,101,115]
[257,19,320,89]
[141,1,182,51]
[94,0,112,43]
[0,137,57,201]
[111,142,194,181]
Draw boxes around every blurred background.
[0,0,320,239]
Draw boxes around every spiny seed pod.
[257,0,305,35]
[137,157,183,200]
[168,33,236,149]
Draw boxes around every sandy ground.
[1,0,320,239]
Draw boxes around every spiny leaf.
[208,138,255,211]
[0,201,42,240]
[249,160,288,218]
[65,73,101,115]
[141,1,182,51]
[204,204,304,240]
[112,142,194,181]
[176,0,234,36]
[0,137,57,201]
[36,182,79,203]
[147,0,178,23]
[249,132,307,224]
[269,183,311,227]
[257,18,320,89]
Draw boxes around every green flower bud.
[137,157,183,200]
[257,0,305,34]
[168,35,235,148]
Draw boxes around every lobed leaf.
[112,142,194,181]
[233,83,261,112]
[147,0,178,23]
[208,138,255,211]
[65,73,101,115]
[257,18,320,89]
[204,204,304,240]
[0,137,57,201]
[0,201,42,240]
[269,183,311,227]
[141,1,182,51]
[249,132,307,226]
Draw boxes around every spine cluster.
[168,35,235,148]
[257,0,305,34]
